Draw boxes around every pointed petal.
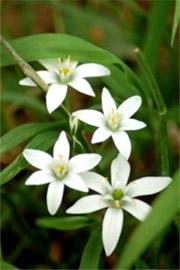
[102,208,123,256]
[126,177,172,198]
[66,195,109,214]
[73,109,104,127]
[102,87,116,117]
[19,77,37,87]
[69,78,95,96]
[39,58,59,71]
[23,149,53,170]
[37,71,58,84]
[118,96,142,119]
[64,173,88,192]
[47,181,64,215]
[112,131,131,160]
[80,172,112,195]
[75,63,110,78]
[119,119,146,131]
[68,154,101,173]
[122,199,151,221]
[53,131,70,161]
[111,153,130,188]
[46,83,67,113]
[25,170,56,185]
[91,126,112,144]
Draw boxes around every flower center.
[112,188,124,200]
[52,160,68,179]
[57,56,77,83]
[60,67,69,75]
[107,108,121,131]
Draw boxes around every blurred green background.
[0,0,179,269]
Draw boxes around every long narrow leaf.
[171,0,180,47]
[115,169,179,269]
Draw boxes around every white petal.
[53,131,70,161]
[102,208,123,256]
[19,77,37,87]
[80,171,112,195]
[112,131,131,160]
[23,149,53,170]
[102,87,117,118]
[126,177,172,198]
[69,78,95,96]
[91,126,112,144]
[64,173,88,192]
[66,195,109,214]
[75,63,110,78]
[39,58,59,71]
[122,199,151,221]
[119,119,146,131]
[68,154,101,173]
[111,153,130,188]
[46,83,68,113]
[25,170,56,185]
[37,71,58,84]
[73,109,104,127]
[118,96,142,119]
[47,181,64,215]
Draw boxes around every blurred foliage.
[0,0,179,269]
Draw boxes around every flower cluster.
[21,57,172,256]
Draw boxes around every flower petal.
[118,96,142,119]
[102,87,117,118]
[53,131,70,161]
[23,149,53,170]
[64,173,88,192]
[39,58,59,71]
[73,109,104,127]
[68,154,101,173]
[119,119,146,131]
[19,77,37,87]
[112,131,131,160]
[47,181,64,215]
[25,170,56,185]
[75,63,110,78]
[91,126,112,144]
[69,78,95,96]
[102,208,123,256]
[126,176,172,198]
[37,71,58,84]
[122,199,151,221]
[111,153,130,188]
[46,83,68,114]
[66,195,109,214]
[80,171,112,195]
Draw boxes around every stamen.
[58,57,62,64]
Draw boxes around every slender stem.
[135,48,169,176]
[0,35,70,117]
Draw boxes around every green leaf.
[1,261,19,270]
[0,33,121,67]
[79,229,103,270]
[0,131,59,186]
[171,0,180,47]
[0,121,65,156]
[36,216,93,230]
[115,169,180,269]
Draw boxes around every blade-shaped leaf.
[115,169,179,269]
[1,261,19,270]
[0,131,59,186]
[36,216,93,230]
[171,0,180,47]
[0,33,120,67]
[79,228,103,270]
[0,121,65,155]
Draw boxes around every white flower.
[73,87,146,159]
[67,153,172,256]
[23,131,101,215]
[19,57,110,114]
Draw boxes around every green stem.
[135,48,169,176]
[0,35,70,118]
[97,139,109,154]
